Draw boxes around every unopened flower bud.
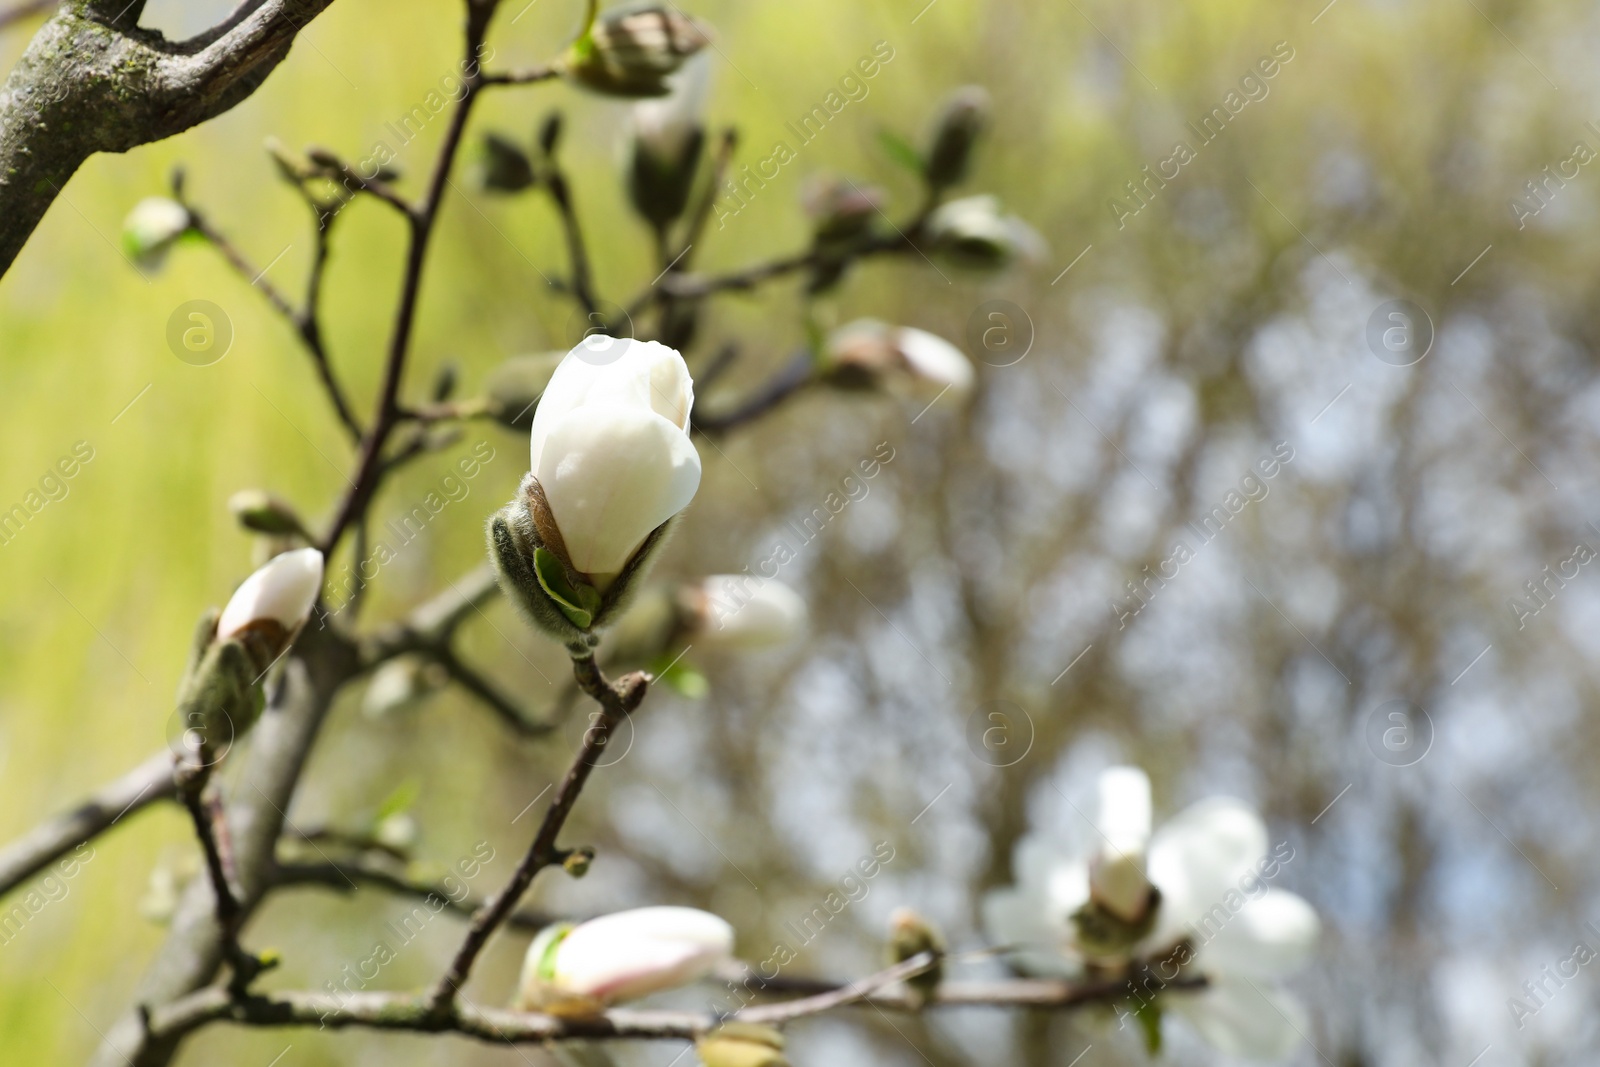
[563,846,596,878]
[228,489,307,538]
[923,194,1045,272]
[373,812,417,852]
[823,319,975,399]
[515,906,734,1014]
[679,575,807,648]
[696,1023,790,1067]
[482,351,563,430]
[362,656,448,718]
[627,57,708,228]
[483,132,536,192]
[217,548,324,670]
[122,197,192,270]
[802,175,883,246]
[888,907,945,1007]
[565,4,713,98]
[924,86,990,192]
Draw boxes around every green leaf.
[877,129,925,176]
[374,780,421,823]
[1132,998,1163,1055]
[533,547,598,629]
[482,132,535,193]
[652,654,710,699]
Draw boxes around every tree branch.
[0,0,344,275]
[0,748,176,900]
[270,857,554,932]
[424,653,649,1013]
[139,960,1201,1048]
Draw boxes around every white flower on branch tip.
[529,337,701,582]
[121,197,191,269]
[515,905,734,1014]
[924,194,1045,272]
[217,547,323,641]
[825,319,975,398]
[684,574,807,647]
[981,765,1320,1060]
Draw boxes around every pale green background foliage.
[2,0,1598,1063]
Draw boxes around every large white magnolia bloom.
[516,906,734,1012]
[529,338,701,580]
[217,548,323,639]
[982,766,1320,1060]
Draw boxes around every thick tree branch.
[0,748,176,899]
[0,0,342,275]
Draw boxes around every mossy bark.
[0,0,336,275]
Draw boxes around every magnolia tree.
[0,2,1320,1065]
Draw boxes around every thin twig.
[270,858,554,932]
[0,749,177,899]
[543,167,600,317]
[427,645,555,736]
[319,8,497,557]
[693,350,816,435]
[187,205,365,441]
[482,64,561,85]
[425,653,649,1013]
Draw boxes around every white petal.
[696,575,807,646]
[1166,978,1309,1060]
[554,906,733,1003]
[896,327,974,393]
[1147,797,1268,943]
[538,404,702,576]
[217,548,323,638]
[530,338,694,472]
[1096,766,1152,856]
[1192,889,1319,980]
[980,884,1079,979]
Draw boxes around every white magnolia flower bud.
[566,4,713,98]
[529,338,701,582]
[121,197,191,270]
[684,574,807,647]
[516,905,734,1013]
[1087,766,1154,923]
[626,57,709,227]
[923,194,1046,272]
[217,547,324,641]
[826,319,975,398]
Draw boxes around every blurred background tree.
[2,0,1598,1064]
